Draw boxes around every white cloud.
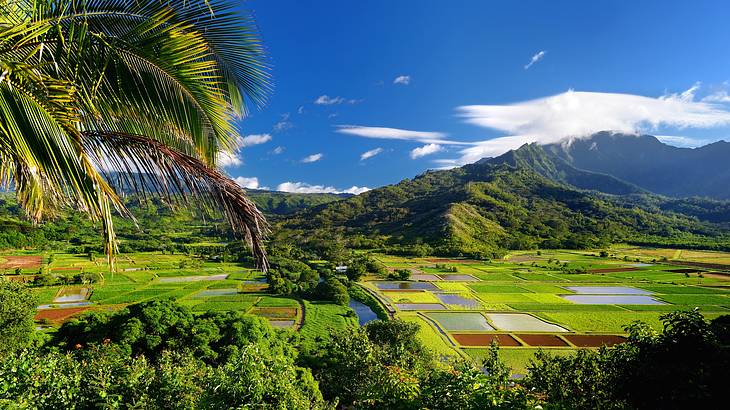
[233,176,268,190]
[655,135,710,148]
[524,50,546,69]
[271,146,285,155]
[457,88,730,140]
[314,95,360,105]
[276,182,370,195]
[301,153,323,163]
[297,105,305,114]
[433,85,730,166]
[702,90,730,103]
[335,125,463,145]
[237,133,272,147]
[410,144,443,159]
[217,151,243,168]
[360,147,384,161]
[393,75,411,85]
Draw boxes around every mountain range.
[279,132,730,257]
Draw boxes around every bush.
[0,281,37,354]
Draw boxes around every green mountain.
[282,156,730,257]
[543,132,730,199]
[247,190,348,217]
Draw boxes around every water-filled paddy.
[38,301,93,309]
[427,312,494,331]
[349,300,378,326]
[374,281,438,290]
[486,313,568,332]
[268,320,296,328]
[396,303,446,310]
[561,295,665,305]
[564,286,651,295]
[159,274,228,283]
[53,287,90,303]
[434,293,481,308]
[193,288,239,298]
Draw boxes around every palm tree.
[0,0,271,269]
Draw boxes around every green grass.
[399,313,459,358]
[468,284,528,293]
[537,312,665,333]
[299,301,357,343]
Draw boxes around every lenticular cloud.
[457,89,730,140]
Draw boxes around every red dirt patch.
[516,334,569,347]
[669,268,705,274]
[35,307,90,323]
[564,334,626,347]
[250,307,297,318]
[0,255,42,270]
[452,333,522,347]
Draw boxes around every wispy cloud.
[314,95,361,105]
[301,153,324,163]
[360,147,384,161]
[273,113,293,132]
[655,135,711,148]
[233,176,268,190]
[276,182,370,195]
[393,75,411,85]
[410,144,443,159]
[271,146,285,155]
[524,50,546,69]
[336,125,463,145]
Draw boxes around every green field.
[8,251,349,339]
[367,249,730,371]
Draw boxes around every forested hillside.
[282,159,730,258]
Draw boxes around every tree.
[0,0,270,269]
[0,281,37,354]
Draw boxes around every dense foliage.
[0,281,37,354]
[1,290,728,409]
[526,310,730,409]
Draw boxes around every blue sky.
[225,0,730,193]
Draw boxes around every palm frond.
[82,131,269,270]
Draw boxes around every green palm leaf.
[0,0,271,270]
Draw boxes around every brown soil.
[0,255,42,270]
[250,307,297,319]
[671,261,730,271]
[564,334,626,347]
[588,267,639,273]
[35,307,90,323]
[669,268,705,274]
[452,333,522,347]
[517,334,569,347]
